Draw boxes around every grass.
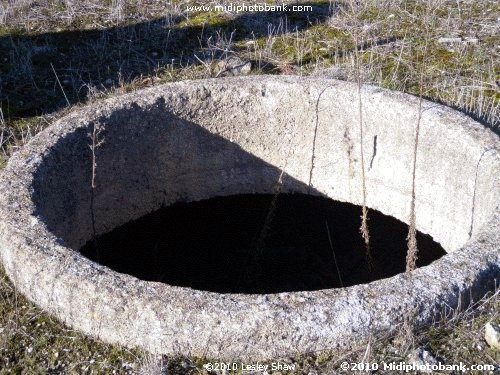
[0,0,499,373]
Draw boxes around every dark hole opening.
[80,194,446,294]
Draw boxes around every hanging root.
[243,115,296,286]
[357,66,373,272]
[406,207,418,272]
[405,113,420,273]
[89,121,105,261]
[406,87,423,273]
[406,37,426,273]
[406,136,420,273]
[349,8,373,273]
[360,205,373,271]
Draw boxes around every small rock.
[463,37,479,44]
[408,347,439,373]
[485,321,500,350]
[216,56,252,76]
[438,37,463,44]
[438,36,479,45]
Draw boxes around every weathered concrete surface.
[0,76,498,359]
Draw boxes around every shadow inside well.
[80,193,446,294]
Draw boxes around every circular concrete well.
[0,76,498,359]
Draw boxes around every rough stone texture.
[216,56,252,76]
[0,76,498,360]
[408,348,439,373]
[485,322,500,350]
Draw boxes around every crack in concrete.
[369,135,378,170]
[469,147,496,238]
[308,85,336,192]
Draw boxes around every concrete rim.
[0,76,498,360]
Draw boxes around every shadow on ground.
[0,1,332,119]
